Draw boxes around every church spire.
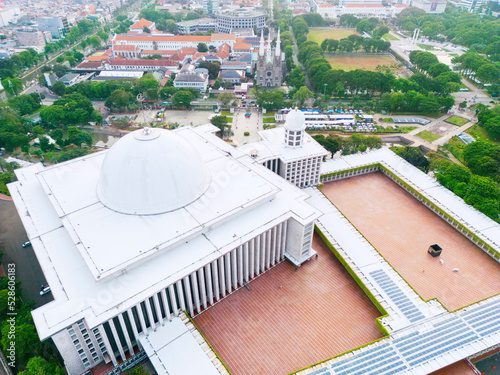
[259,30,265,57]
[267,31,272,56]
[275,28,281,57]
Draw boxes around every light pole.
[324,83,327,96]
[136,93,146,125]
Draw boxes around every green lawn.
[221,111,233,116]
[416,130,442,142]
[443,136,466,163]
[466,124,499,145]
[383,33,398,41]
[400,126,417,133]
[307,28,358,44]
[325,54,397,72]
[417,44,435,51]
[445,115,469,126]
[263,117,275,123]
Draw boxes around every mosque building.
[8,112,324,375]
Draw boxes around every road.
[0,199,52,307]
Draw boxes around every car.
[40,285,51,296]
[22,241,31,248]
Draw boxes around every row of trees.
[313,133,383,156]
[452,51,500,86]
[320,36,390,54]
[396,5,500,58]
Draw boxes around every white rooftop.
[9,125,320,340]
[238,126,328,163]
[139,317,220,375]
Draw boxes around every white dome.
[97,128,210,215]
[285,109,305,131]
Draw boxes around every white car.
[40,285,51,296]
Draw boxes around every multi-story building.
[17,29,46,47]
[239,108,328,190]
[103,58,180,73]
[113,33,237,50]
[312,0,409,18]
[173,64,209,91]
[8,124,321,375]
[216,9,266,34]
[36,17,70,38]
[203,0,218,15]
[255,30,284,88]
[176,18,217,35]
[0,6,20,27]
[399,0,446,13]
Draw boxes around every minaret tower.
[284,108,305,149]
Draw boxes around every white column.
[212,260,220,301]
[136,304,148,335]
[205,264,213,306]
[250,238,255,278]
[281,221,287,258]
[276,223,282,263]
[152,293,164,324]
[271,226,277,265]
[160,289,172,320]
[176,280,186,312]
[126,308,139,341]
[198,268,207,309]
[117,313,134,356]
[255,235,260,275]
[225,253,232,293]
[97,325,117,366]
[237,245,243,286]
[231,249,238,290]
[219,257,226,298]
[183,276,194,316]
[144,298,156,330]
[261,231,266,272]
[191,272,201,314]
[265,229,271,269]
[108,318,126,362]
[168,285,179,316]
[244,242,249,282]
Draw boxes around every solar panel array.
[307,297,500,375]
[394,317,478,367]
[462,298,500,338]
[313,343,407,375]
[369,270,425,323]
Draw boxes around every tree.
[286,67,305,89]
[213,77,223,90]
[18,356,64,375]
[143,26,151,33]
[198,61,221,80]
[2,78,23,96]
[51,81,66,97]
[313,134,342,157]
[197,42,208,52]
[256,89,285,110]
[172,90,194,108]
[293,86,314,107]
[105,89,135,112]
[392,146,429,172]
[218,92,235,107]
[210,115,231,138]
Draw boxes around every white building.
[9,125,321,375]
[239,109,328,188]
[400,0,447,13]
[173,64,209,91]
[113,33,237,50]
[215,9,267,34]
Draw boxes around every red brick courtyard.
[194,233,383,375]
[321,172,500,311]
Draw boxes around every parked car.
[22,241,31,248]
[40,285,51,296]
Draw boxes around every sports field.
[325,54,397,71]
[307,28,358,44]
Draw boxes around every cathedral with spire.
[255,29,285,88]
